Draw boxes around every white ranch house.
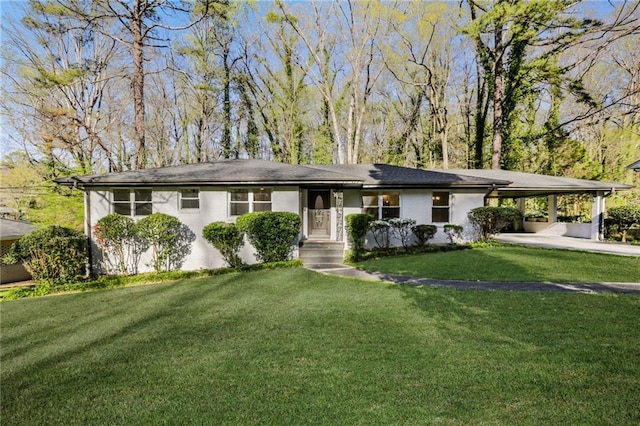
[56,159,631,273]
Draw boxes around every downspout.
[83,188,93,278]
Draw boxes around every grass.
[0,260,303,300]
[2,267,640,425]
[355,245,640,283]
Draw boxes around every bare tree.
[276,0,388,164]
[1,0,124,174]
[67,0,220,169]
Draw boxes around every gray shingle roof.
[56,159,363,187]
[308,164,508,188]
[55,160,630,196]
[445,169,632,197]
[55,160,508,189]
[628,160,640,170]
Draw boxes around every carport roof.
[445,169,633,198]
[0,218,36,241]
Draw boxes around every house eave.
[362,183,505,190]
[56,179,365,189]
[486,185,632,198]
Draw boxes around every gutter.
[84,191,93,277]
[54,179,365,188]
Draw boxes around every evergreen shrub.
[93,213,144,275]
[202,222,244,268]
[443,224,464,244]
[389,218,416,248]
[467,207,523,241]
[369,220,392,249]
[345,214,372,261]
[4,225,86,284]
[136,213,195,272]
[413,224,438,246]
[236,212,301,263]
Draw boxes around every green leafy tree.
[607,206,640,242]
[241,8,309,164]
[463,0,601,170]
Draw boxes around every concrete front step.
[299,241,345,250]
[299,240,345,264]
[300,255,345,264]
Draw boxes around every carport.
[0,218,36,284]
[448,169,633,241]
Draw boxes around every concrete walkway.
[304,264,640,294]
[494,233,640,257]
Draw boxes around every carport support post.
[591,191,605,241]
[516,198,526,229]
[547,195,557,223]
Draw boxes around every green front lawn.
[2,268,640,425]
[355,245,640,283]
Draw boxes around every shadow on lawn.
[1,281,186,379]
[360,247,640,292]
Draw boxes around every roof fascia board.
[64,180,365,188]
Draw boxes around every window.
[180,189,200,210]
[112,189,152,216]
[432,191,449,223]
[362,192,400,219]
[229,189,272,216]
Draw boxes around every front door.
[308,190,331,239]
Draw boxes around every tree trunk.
[222,47,232,158]
[491,24,504,170]
[132,2,146,169]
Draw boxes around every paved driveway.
[494,233,640,257]
[306,264,640,294]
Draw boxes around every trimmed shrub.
[369,220,392,249]
[93,213,145,275]
[467,207,523,241]
[236,211,301,263]
[4,225,86,284]
[203,222,244,268]
[389,218,416,249]
[346,214,372,261]
[136,213,195,272]
[413,224,438,246]
[443,224,464,244]
[607,205,640,242]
